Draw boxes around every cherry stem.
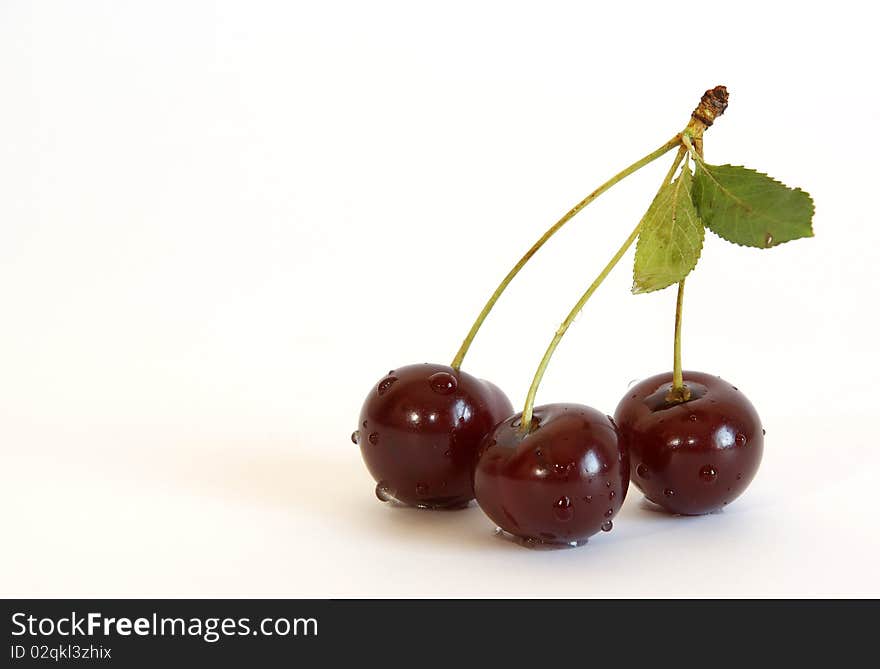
[668,133,707,404]
[520,148,686,431]
[666,279,691,403]
[681,134,701,163]
[449,134,683,371]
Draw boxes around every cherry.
[356,363,513,509]
[474,404,628,546]
[614,371,763,515]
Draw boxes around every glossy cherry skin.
[474,404,629,545]
[357,363,513,509]
[614,371,763,515]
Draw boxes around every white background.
[1,1,877,597]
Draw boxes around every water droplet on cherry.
[762,428,766,436]
[609,490,616,500]
[601,520,613,532]
[368,432,379,445]
[375,482,393,502]
[351,430,360,444]
[699,465,717,483]
[664,488,675,497]
[377,376,398,395]
[428,371,457,395]
[553,496,573,521]
[584,495,593,503]
[637,463,651,479]
[735,433,747,447]
[604,508,613,517]
[689,414,698,422]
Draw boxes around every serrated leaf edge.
[632,165,705,294]
[693,161,815,249]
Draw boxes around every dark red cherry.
[357,363,513,509]
[614,371,763,515]
[474,404,628,546]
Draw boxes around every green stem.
[681,134,700,162]
[520,148,686,432]
[450,134,683,370]
[666,136,703,404]
[667,279,690,402]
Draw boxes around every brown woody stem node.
[685,85,728,157]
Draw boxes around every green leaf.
[691,162,814,248]
[632,163,704,294]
